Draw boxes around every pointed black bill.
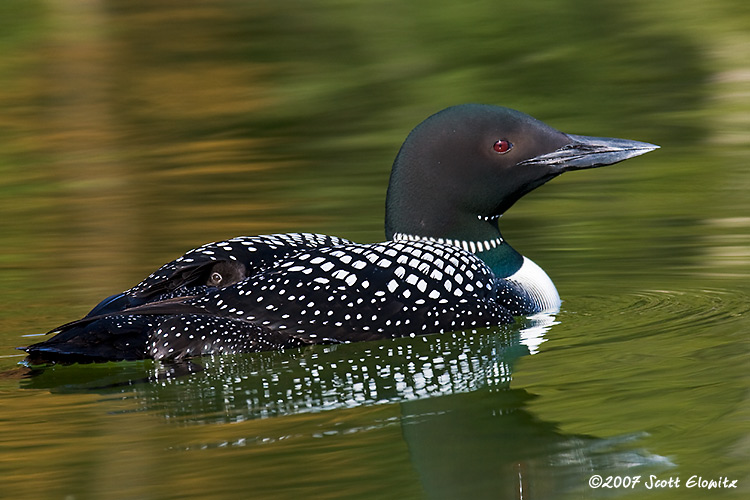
[519,133,659,172]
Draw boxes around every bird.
[22,104,658,364]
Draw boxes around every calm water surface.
[1,1,749,499]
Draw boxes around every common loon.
[23,104,658,363]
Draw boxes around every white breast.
[506,256,561,313]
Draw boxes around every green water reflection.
[1,0,749,499]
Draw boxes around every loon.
[23,104,658,363]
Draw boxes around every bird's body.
[23,104,658,363]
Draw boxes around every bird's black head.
[384,104,658,242]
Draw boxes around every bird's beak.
[519,133,659,172]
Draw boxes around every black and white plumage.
[23,104,658,363]
[90,233,352,315]
[29,236,515,362]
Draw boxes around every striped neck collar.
[391,232,504,254]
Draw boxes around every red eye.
[493,140,512,154]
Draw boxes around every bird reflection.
[22,314,670,498]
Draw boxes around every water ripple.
[567,286,750,340]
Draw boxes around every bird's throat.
[390,222,524,279]
[476,241,524,278]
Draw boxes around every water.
[1,0,749,498]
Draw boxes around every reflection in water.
[26,323,531,419]
[24,315,557,419]
[24,315,670,498]
[400,392,671,499]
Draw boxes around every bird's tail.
[22,309,312,364]
[22,315,156,364]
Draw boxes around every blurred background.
[1,1,748,499]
